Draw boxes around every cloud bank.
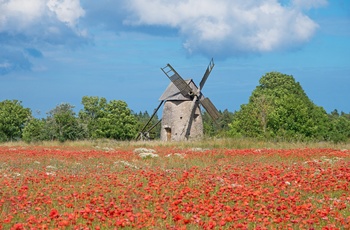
[122,0,327,56]
[0,0,328,74]
[0,0,86,74]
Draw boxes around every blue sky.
[1,0,349,117]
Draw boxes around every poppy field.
[0,145,349,229]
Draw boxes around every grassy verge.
[1,137,348,150]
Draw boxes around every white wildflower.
[46,165,57,169]
[166,153,186,158]
[174,153,186,158]
[133,148,156,154]
[46,172,56,176]
[116,161,140,169]
[139,152,159,159]
[191,147,208,152]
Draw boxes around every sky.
[0,0,349,118]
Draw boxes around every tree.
[22,118,46,142]
[95,100,137,140]
[79,96,107,138]
[203,109,234,137]
[0,100,31,142]
[79,96,138,140]
[203,110,216,137]
[46,103,86,142]
[327,112,350,143]
[134,111,161,139]
[229,72,330,141]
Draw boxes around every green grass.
[2,137,349,150]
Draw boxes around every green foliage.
[79,96,137,140]
[46,103,87,142]
[95,100,137,140]
[22,118,46,142]
[203,111,216,137]
[229,72,330,141]
[203,109,234,137]
[79,96,107,138]
[327,110,350,143]
[0,100,31,142]
[134,111,161,139]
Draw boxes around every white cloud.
[123,0,326,56]
[0,0,46,31]
[0,0,85,32]
[0,0,330,75]
[0,0,87,74]
[47,0,85,27]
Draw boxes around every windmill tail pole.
[135,101,164,140]
[145,119,162,133]
[184,95,199,139]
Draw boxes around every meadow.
[0,139,349,229]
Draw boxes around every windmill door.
[165,127,171,141]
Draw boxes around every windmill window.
[180,116,183,119]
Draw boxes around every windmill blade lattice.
[200,97,220,120]
[161,64,193,97]
[199,58,215,91]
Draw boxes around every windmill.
[136,58,220,141]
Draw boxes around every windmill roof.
[159,79,198,101]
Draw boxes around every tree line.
[226,72,350,143]
[1,72,350,143]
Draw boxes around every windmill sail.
[161,64,193,97]
[200,97,220,120]
[199,58,215,91]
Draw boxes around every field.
[0,141,349,229]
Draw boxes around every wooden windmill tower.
[136,59,220,141]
